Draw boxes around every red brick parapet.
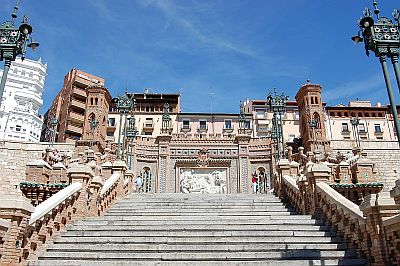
[0,157,133,264]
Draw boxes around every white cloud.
[140,0,256,57]
[323,74,386,104]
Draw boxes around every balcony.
[143,122,154,132]
[223,126,234,133]
[72,87,87,98]
[197,125,208,133]
[181,125,191,132]
[66,123,82,134]
[70,98,86,110]
[68,111,84,123]
[73,77,92,89]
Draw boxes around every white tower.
[0,57,47,142]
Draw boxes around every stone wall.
[0,140,75,191]
[330,140,400,189]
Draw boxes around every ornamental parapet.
[0,146,134,264]
[274,160,400,265]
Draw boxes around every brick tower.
[295,83,330,154]
[82,85,112,149]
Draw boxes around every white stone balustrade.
[29,182,82,225]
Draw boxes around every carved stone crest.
[196,148,209,167]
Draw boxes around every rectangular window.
[374,124,382,133]
[244,120,251,129]
[15,125,21,132]
[182,120,190,129]
[108,118,116,127]
[358,123,366,132]
[224,120,232,129]
[199,120,207,130]
[341,123,349,132]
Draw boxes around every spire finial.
[372,0,380,19]
[11,0,19,22]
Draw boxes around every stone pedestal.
[0,191,34,264]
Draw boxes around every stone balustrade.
[274,160,400,265]
[0,159,134,264]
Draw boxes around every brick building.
[41,69,105,143]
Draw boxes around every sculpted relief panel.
[179,168,227,194]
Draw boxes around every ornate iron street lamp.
[267,88,288,160]
[88,116,99,148]
[350,117,361,148]
[0,3,39,110]
[126,115,138,170]
[112,93,134,159]
[352,0,400,146]
[49,117,58,147]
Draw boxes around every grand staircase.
[31,193,366,265]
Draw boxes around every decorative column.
[235,134,251,193]
[156,135,172,193]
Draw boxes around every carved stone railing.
[0,160,134,264]
[0,218,11,259]
[275,160,400,265]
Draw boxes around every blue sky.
[1,0,399,113]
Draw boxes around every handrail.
[0,218,10,229]
[100,172,120,196]
[282,175,299,191]
[316,182,365,222]
[382,213,400,227]
[29,182,82,225]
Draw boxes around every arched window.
[313,112,321,129]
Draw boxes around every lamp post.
[352,0,400,146]
[267,88,288,160]
[350,117,361,148]
[89,116,99,148]
[126,115,138,170]
[112,93,134,160]
[49,117,58,147]
[0,3,39,110]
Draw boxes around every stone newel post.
[359,192,399,265]
[67,164,94,219]
[0,192,34,264]
[306,162,330,216]
[112,160,127,197]
[276,159,290,198]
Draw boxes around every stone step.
[53,236,341,244]
[31,192,364,265]
[99,214,315,220]
[104,211,296,216]
[110,205,289,210]
[61,230,336,238]
[75,218,324,225]
[66,224,332,232]
[37,250,357,261]
[46,243,347,252]
[30,259,368,266]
